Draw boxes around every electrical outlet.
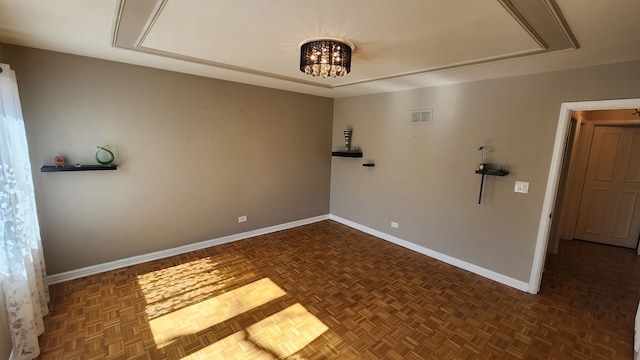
[238,215,247,223]
[391,222,399,229]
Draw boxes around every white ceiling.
[0,0,639,98]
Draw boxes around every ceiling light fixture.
[299,38,355,78]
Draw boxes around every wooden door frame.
[528,98,640,294]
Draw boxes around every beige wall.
[331,61,640,282]
[3,45,333,274]
[3,42,640,286]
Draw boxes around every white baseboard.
[48,213,530,292]
[47,215,330,284]
[329,215,530,292]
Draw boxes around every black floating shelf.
[363,163,375,167]
[332,151,363,158]
[475,169,508,176]
[41,165,117,172]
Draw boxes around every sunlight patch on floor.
[149,278,286,348]
[138,255,259,319]
[181,303,328,360]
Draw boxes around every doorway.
[528,98,640,294]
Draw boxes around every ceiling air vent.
[411,109,433,124]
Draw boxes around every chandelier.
[299,38,354,78]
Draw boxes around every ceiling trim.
[136,0,167,48]
[112,0,579,91]
[111,0,123,46]
[497,0,548,49]
[113,0,332,89]
[137,44,334,89]
[542,0,580,49]
[332,48,548,88]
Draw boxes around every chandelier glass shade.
[299,39,353,78]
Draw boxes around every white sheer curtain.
[0,63,49,360]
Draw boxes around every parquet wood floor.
[36,220,640,359]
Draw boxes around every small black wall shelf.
[363,163,375,167]
[475,169,508,176]
[475,166,508,204]
[41,165,117,172]
[332,151,363,158]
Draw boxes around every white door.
[574,125,640,248]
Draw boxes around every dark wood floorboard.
[36,220,640,359]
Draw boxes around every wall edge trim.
[329,214,530,292]
[46,214,330,284]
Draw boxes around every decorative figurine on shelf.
[477,145,493,170]
[95,146,115,166]
[54,155,65,167]
[344,128,353,152]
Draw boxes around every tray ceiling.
[1,0,639,97]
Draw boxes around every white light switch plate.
[514,181,529,194]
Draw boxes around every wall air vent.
[411,109,433,124]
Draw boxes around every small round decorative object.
[95,146,115,166]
